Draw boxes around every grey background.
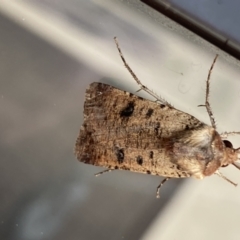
[1,1,240,240]
[164,0,240,44]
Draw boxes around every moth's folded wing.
[75,82,207,178]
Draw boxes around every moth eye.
[223,140,233,148]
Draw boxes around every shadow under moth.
[75,37,240,198]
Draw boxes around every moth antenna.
[215,171,237,186]
[220,131,240,138]
[156,177,170,198]
[95,169,115,177]
[113,37,172,107]
[204,54,218,129]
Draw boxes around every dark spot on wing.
[154,122,160,134]
[120,101,135,117]
[185,125,189,130]
[160,104,165,108]
[112,99,117,108]
[177,172,181,178]
[149,151,153,159]
[146,108,154,118]
[115,148,124,163]
[146,170,151,174]
[136,155,143,165]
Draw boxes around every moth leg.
[95,169,115,177]
[215,171,237,186]
[199,55,218,129]
[232,162,240,171]
[220,131,240,138]
[114,37,172,107]
[156,177,170,198]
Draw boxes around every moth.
[75,37,240,198]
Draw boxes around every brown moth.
[75,37,240,198]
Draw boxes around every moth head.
[221,140,240,170]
